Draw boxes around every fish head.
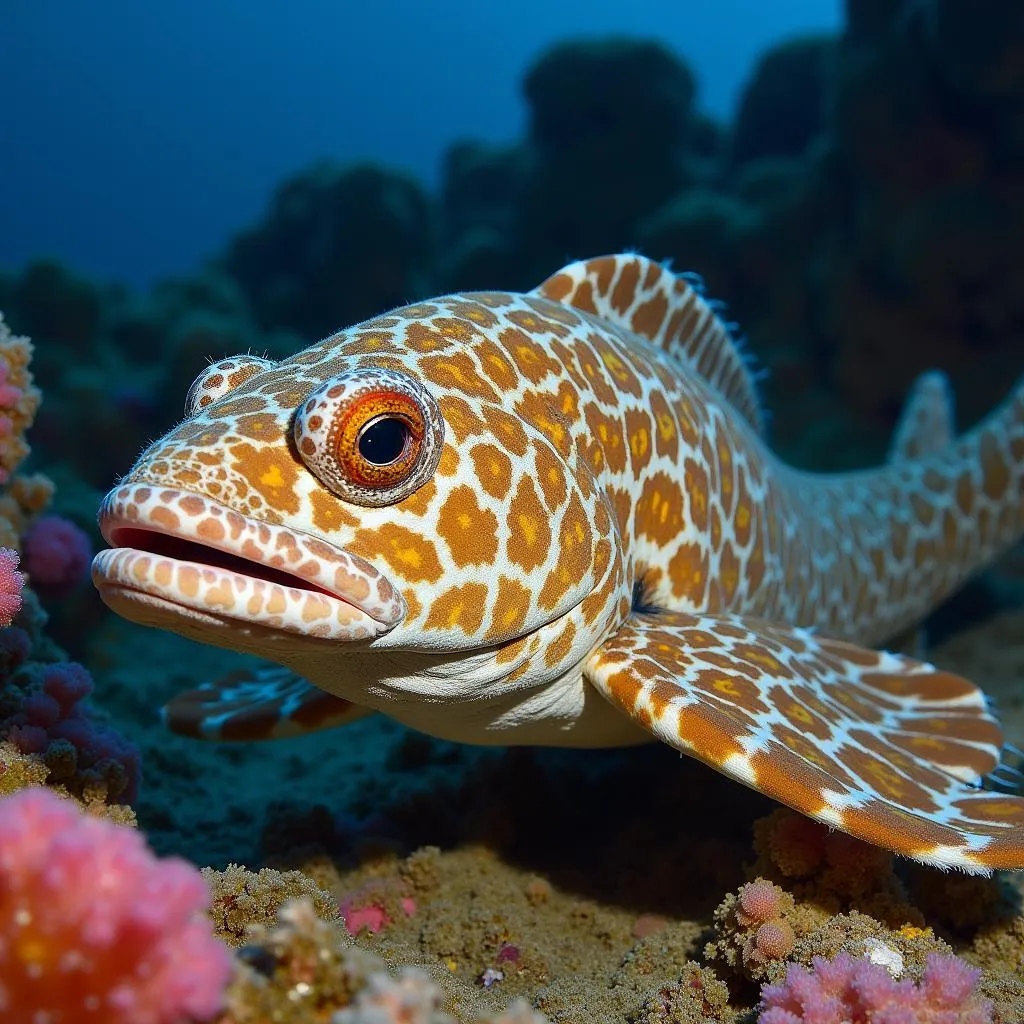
[92,297,626,686]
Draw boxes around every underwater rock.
[523,38,695,167]
[6,259,103,359]
[843,0,905,45]
[730,35,836,166]
[223,162,437,340]
[203,863,338,947]
[439,142,531,293]
[923,0,1024,99]
[516,38,701,281]
[440,142,527,251]
[635,188,755,300]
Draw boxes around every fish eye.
[294,369,444,507]
[357,415,411,466]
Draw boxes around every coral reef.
[514,39,700,284]
[0,653,140,803]
[216,898,549,1023]
[204,863,338,947]
[0,547,24,626]
[758,950,993,1024]
[0,786,232,1023]
[0,313,51,544]
[223,163,436,341]
[0,312,139,809]
[2,1,1024,1021]
[729,35,833,166]
[21,513,92,600]
[706,879,796,982]
[9,3,1023,487]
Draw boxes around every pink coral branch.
[758,950,993,1024]
[0,787,232,1023]
[0,546,24,627]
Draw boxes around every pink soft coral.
[758,950,992,1024]
[0,363,24,486]
[0,787,232,1023]
[0,546,24,627]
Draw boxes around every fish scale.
[92,253,1024,873]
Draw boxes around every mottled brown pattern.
[228,442,301,516]
[584,405,627,474]
[97,252,1024,871]
[436,486,499,568]
[539,494,593,609]
[349,523,443,584]
[471,444,513,501]
[624,408,654,479]
[634,471,686,547]
[481,406,529,457]
[516,389,575,458]
[484,575,533,642]
[420,353,500,402]
[497,326,562,385]
[424,582,488,634]
[438,395,488,443]
[476,338,519,392]
[534,443,568,511]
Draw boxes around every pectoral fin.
[163,662,373,741]
[584,611,1024,873]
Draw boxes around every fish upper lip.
[92,482,404,637]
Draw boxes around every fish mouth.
[91,483,403,642]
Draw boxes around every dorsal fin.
[888,369,955,463]
[533,253,765,435]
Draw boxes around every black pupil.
[357,416,409,465]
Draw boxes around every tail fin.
[889,370,955,463]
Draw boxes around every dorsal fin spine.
[533,253,767,436]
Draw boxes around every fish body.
[93,254,1024,871]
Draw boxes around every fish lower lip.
[91,483,404,637]
[91,546,385,641]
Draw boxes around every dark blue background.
[1,1,838,285]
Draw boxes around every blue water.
[1,1,839,287]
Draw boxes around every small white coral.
[861,936,905,978]
[332,966,453,1024]
[489,999,549,1024]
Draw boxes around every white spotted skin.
[93,256,1024,755]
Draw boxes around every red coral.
[0,787,232,1023]
[759,950,993,1024]
[340,881,417,936]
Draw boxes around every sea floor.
[77,550,1024,1022]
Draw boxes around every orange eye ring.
[334,390,423,488]
[294,369,444,507]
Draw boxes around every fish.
[91,253,1024,873]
